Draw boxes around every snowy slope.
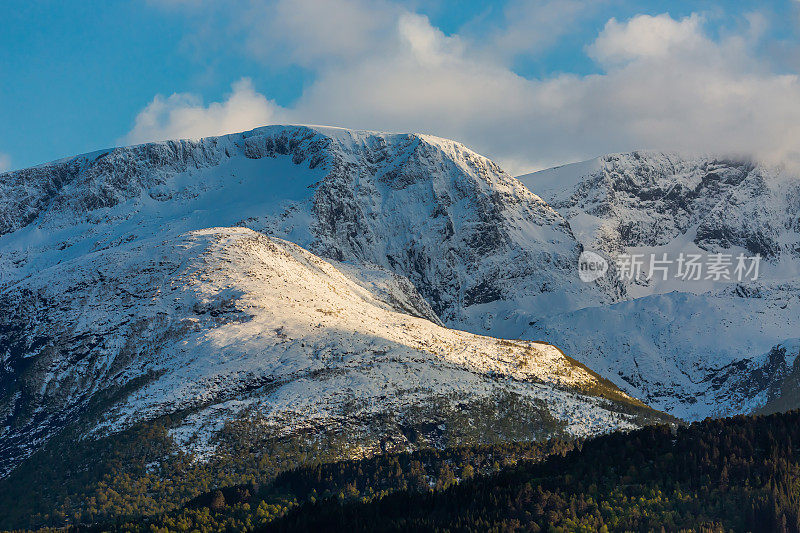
[0,125,603,339]
[0,227,649,477]
[0,126,655,478]
[518,152,800,270]
[518,152,800,419]
[5,126,794,478]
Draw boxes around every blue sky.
[1,0,799,173]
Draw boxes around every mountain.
[0,125,603,336]
[517,152,800,420]
[0,126,660,485]
[6,125,800,528]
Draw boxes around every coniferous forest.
[45,410,800,532]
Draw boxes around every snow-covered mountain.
[0,126,657,478]
[4,126,797,479]
[0,125,603,336]
[518,152,800,420]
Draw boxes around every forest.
[51,410,800,532]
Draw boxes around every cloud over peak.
[125,78,285,144]
[129,3,800,174]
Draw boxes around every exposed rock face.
[246,127,604,333]
[0,126,601,334]
[518,152,800,420]
[519,152,798,260]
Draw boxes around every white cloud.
[0,153,11,172]
[125,78,286,144]
[134,4,800,174]
[398,12,465,67]
[588,14,706,65]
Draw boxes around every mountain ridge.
[518,150,800,419]
[0,125,662,482]
[3,125,798,483]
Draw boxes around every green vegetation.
[0,411,368,530]
[272,410,800,532]
[7,408,800,531]
[0,391,582,531]
[100,439,574,532]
